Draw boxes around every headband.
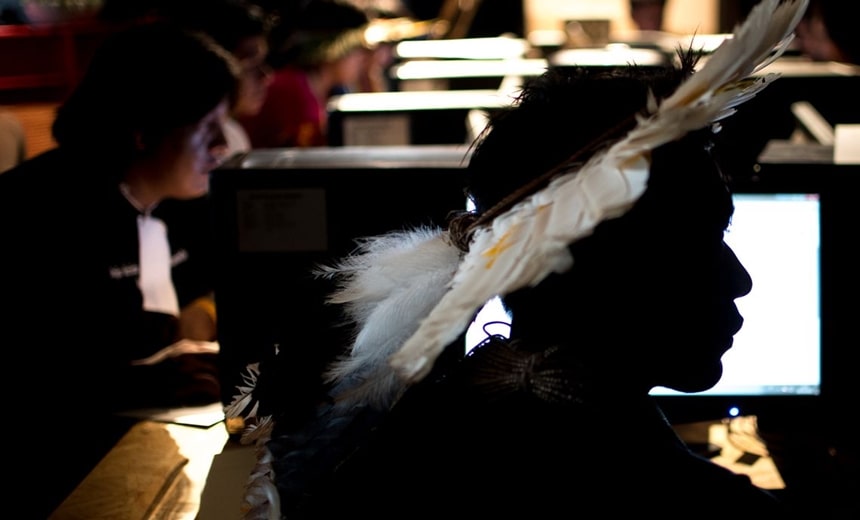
[315,0,809,411]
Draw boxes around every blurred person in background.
[159,0,274,156]
[0,22,238,517]
[344,0,428,93]
[629,0,668,32]
[793,0,859,64]
[238,0,371,148]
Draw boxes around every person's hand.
[178,296,217,341]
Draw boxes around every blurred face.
[332,47,367,92]
[233,35,272,117]
[557,133,752,393]
[794,14,847,62]
[630,1,665,31]
[146,99,231,200]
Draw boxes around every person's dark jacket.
[0,147,218,516]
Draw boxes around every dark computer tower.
[209,145,472,419]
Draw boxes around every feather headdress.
[317,0,809,410]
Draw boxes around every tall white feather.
[388,0,809,384]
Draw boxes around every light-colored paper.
[834,124,860,164]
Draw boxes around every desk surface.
[50,419,229,520]
[50,415,787,519]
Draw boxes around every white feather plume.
[315,226,461,408]
[388,0,809,384]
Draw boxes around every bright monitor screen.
[466,192,822,406]
[652,193,821,397]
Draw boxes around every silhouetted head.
[466,57,753,394]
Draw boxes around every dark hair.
[267,0,370,69]
[465,54,698,219]
[162,0,272,54]
[454,52,744,355]
[461,51,739,330]
[815,0,860,64]
[52,21,239,163]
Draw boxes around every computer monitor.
[467,159,858,425]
